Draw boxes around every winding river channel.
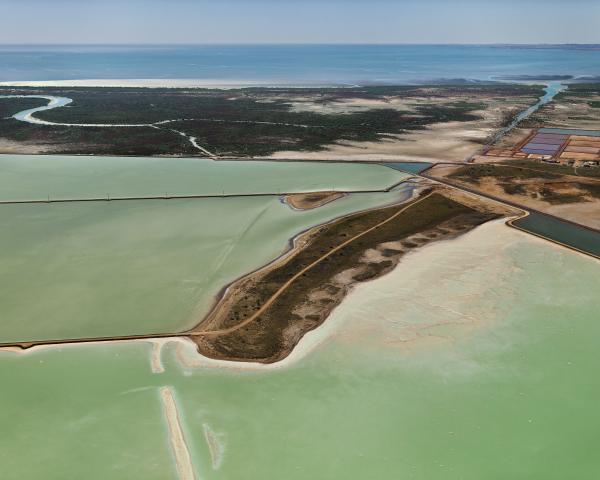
[0,94,217,156]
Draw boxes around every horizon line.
[0,42,599,47]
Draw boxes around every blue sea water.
[0,44,599,84]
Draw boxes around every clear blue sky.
[2,0,599,44]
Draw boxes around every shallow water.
[0,343,178,480]
[2,222,599,479]
[0,154,407,201]
[0,185,412,343]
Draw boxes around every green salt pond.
[0,186,412,343]
[382,161,433,174]
[0,343,178,480]
[0,154,408,201]
[514,212,600,258]
[2,222,599,479]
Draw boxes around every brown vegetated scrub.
[430,161,600,229]
[271,86,543,163]
[523,83,600,131]
[191,191,502,363]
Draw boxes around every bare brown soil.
[431,162,600,229]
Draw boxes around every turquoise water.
[0,186,412,343]
[382,161,433,174]
[0,45,598,84]
[0,343,179,480]
[2,223,599,479]
[0,155,408,201]
[514,213,600,258]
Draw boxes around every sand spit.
[159,386,198,480]
[151,340,166,374]
[283,191,346,210]
[202,423,225,470]
[0,79,342,89]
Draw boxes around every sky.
[1,0,599,44]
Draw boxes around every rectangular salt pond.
[523,143,560,151]
[0,154,409,201]
[513,212,600,259]
[539,128,600,137]
[0,186,412,343]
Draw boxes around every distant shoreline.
[0,79,354,89]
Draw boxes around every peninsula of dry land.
[191,189,509,362]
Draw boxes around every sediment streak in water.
[203,423,225,470]
[160,387,198,480]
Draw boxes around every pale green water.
[0,186,412,342]
[0,154,408,201]
[2,222,599,479]
[0,343,178,480]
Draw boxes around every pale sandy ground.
[492,127,534,150]
[271,101,532,163]
[0,139,53,154]
[159,387,197,480]
[547,201,600,230]
[430,164,600,229]
[283,191,345,210]
[0,79,337,89]
[533,93,600,131]
[288,96,420,115]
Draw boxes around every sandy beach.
[0,79,342,89]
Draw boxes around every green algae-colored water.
[0,343,178,480]
[2,222,599,479]
[0,185,413,343]
[382,161,433,174]
[0,155,408,201]
[514,212,600,258]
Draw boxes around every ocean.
[0,44,599,84]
